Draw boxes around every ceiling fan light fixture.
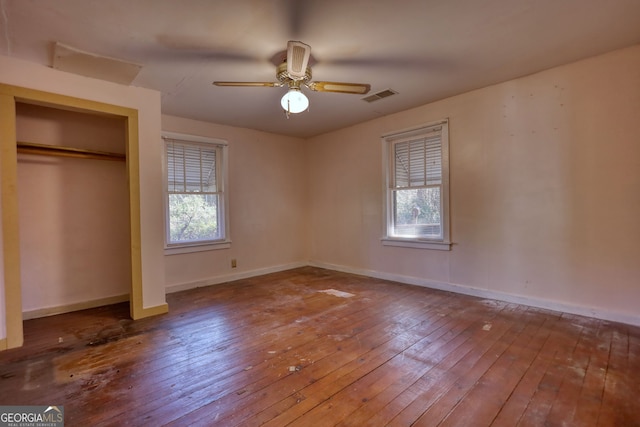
[280,88,309,114]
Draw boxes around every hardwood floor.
[0,267,638,426]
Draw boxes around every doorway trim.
[0,83,163,350]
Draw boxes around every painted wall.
[307,44,640,325]
[0,54,166,339]
[161,115,308,292]
[16,103,131,316]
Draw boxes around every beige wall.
[307,44,640,325]
[161,115,308,291]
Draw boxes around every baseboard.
[165,261,308,294]
[37,261,634,327]
[309,261,640,327]
[22,294,130,320]
[21,262,307,320]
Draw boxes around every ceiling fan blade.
[307,81,371,95]
[287,41,311,79]
[213,81,281,88]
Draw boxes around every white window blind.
[165,139,218,193]
[393,126,442,189]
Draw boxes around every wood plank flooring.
[0,267,638,426]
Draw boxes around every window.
[382,119,451,250]
[163,132,229,253]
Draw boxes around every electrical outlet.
[231,259,237,268]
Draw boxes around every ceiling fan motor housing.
[277,62,312,85]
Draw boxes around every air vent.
[362,89,397,103]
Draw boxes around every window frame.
[381,119,451,251]
[162,131,230,255]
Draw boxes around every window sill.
[165,240,231,255]
[381,238,451,251]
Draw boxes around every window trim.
[162,131,230,255]
[381,119,451,250]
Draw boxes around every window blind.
[393,126,442,189]
[165,139,218,193]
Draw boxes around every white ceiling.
[2,0,640,138]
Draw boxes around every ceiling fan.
[213,41,371,116]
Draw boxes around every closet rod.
[17,141,126,162]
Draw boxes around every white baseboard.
[165,261,308,294]
[22,294,130,320]
[25,261,636,328]
[308,261,640,327]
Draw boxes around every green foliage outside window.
[168,193,219,243]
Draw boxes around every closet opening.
[1,83,155,351]
[16,102,131,321]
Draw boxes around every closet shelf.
[17,141,126,162]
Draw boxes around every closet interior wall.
[15,102,131,319]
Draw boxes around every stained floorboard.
[0,267,638,426]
